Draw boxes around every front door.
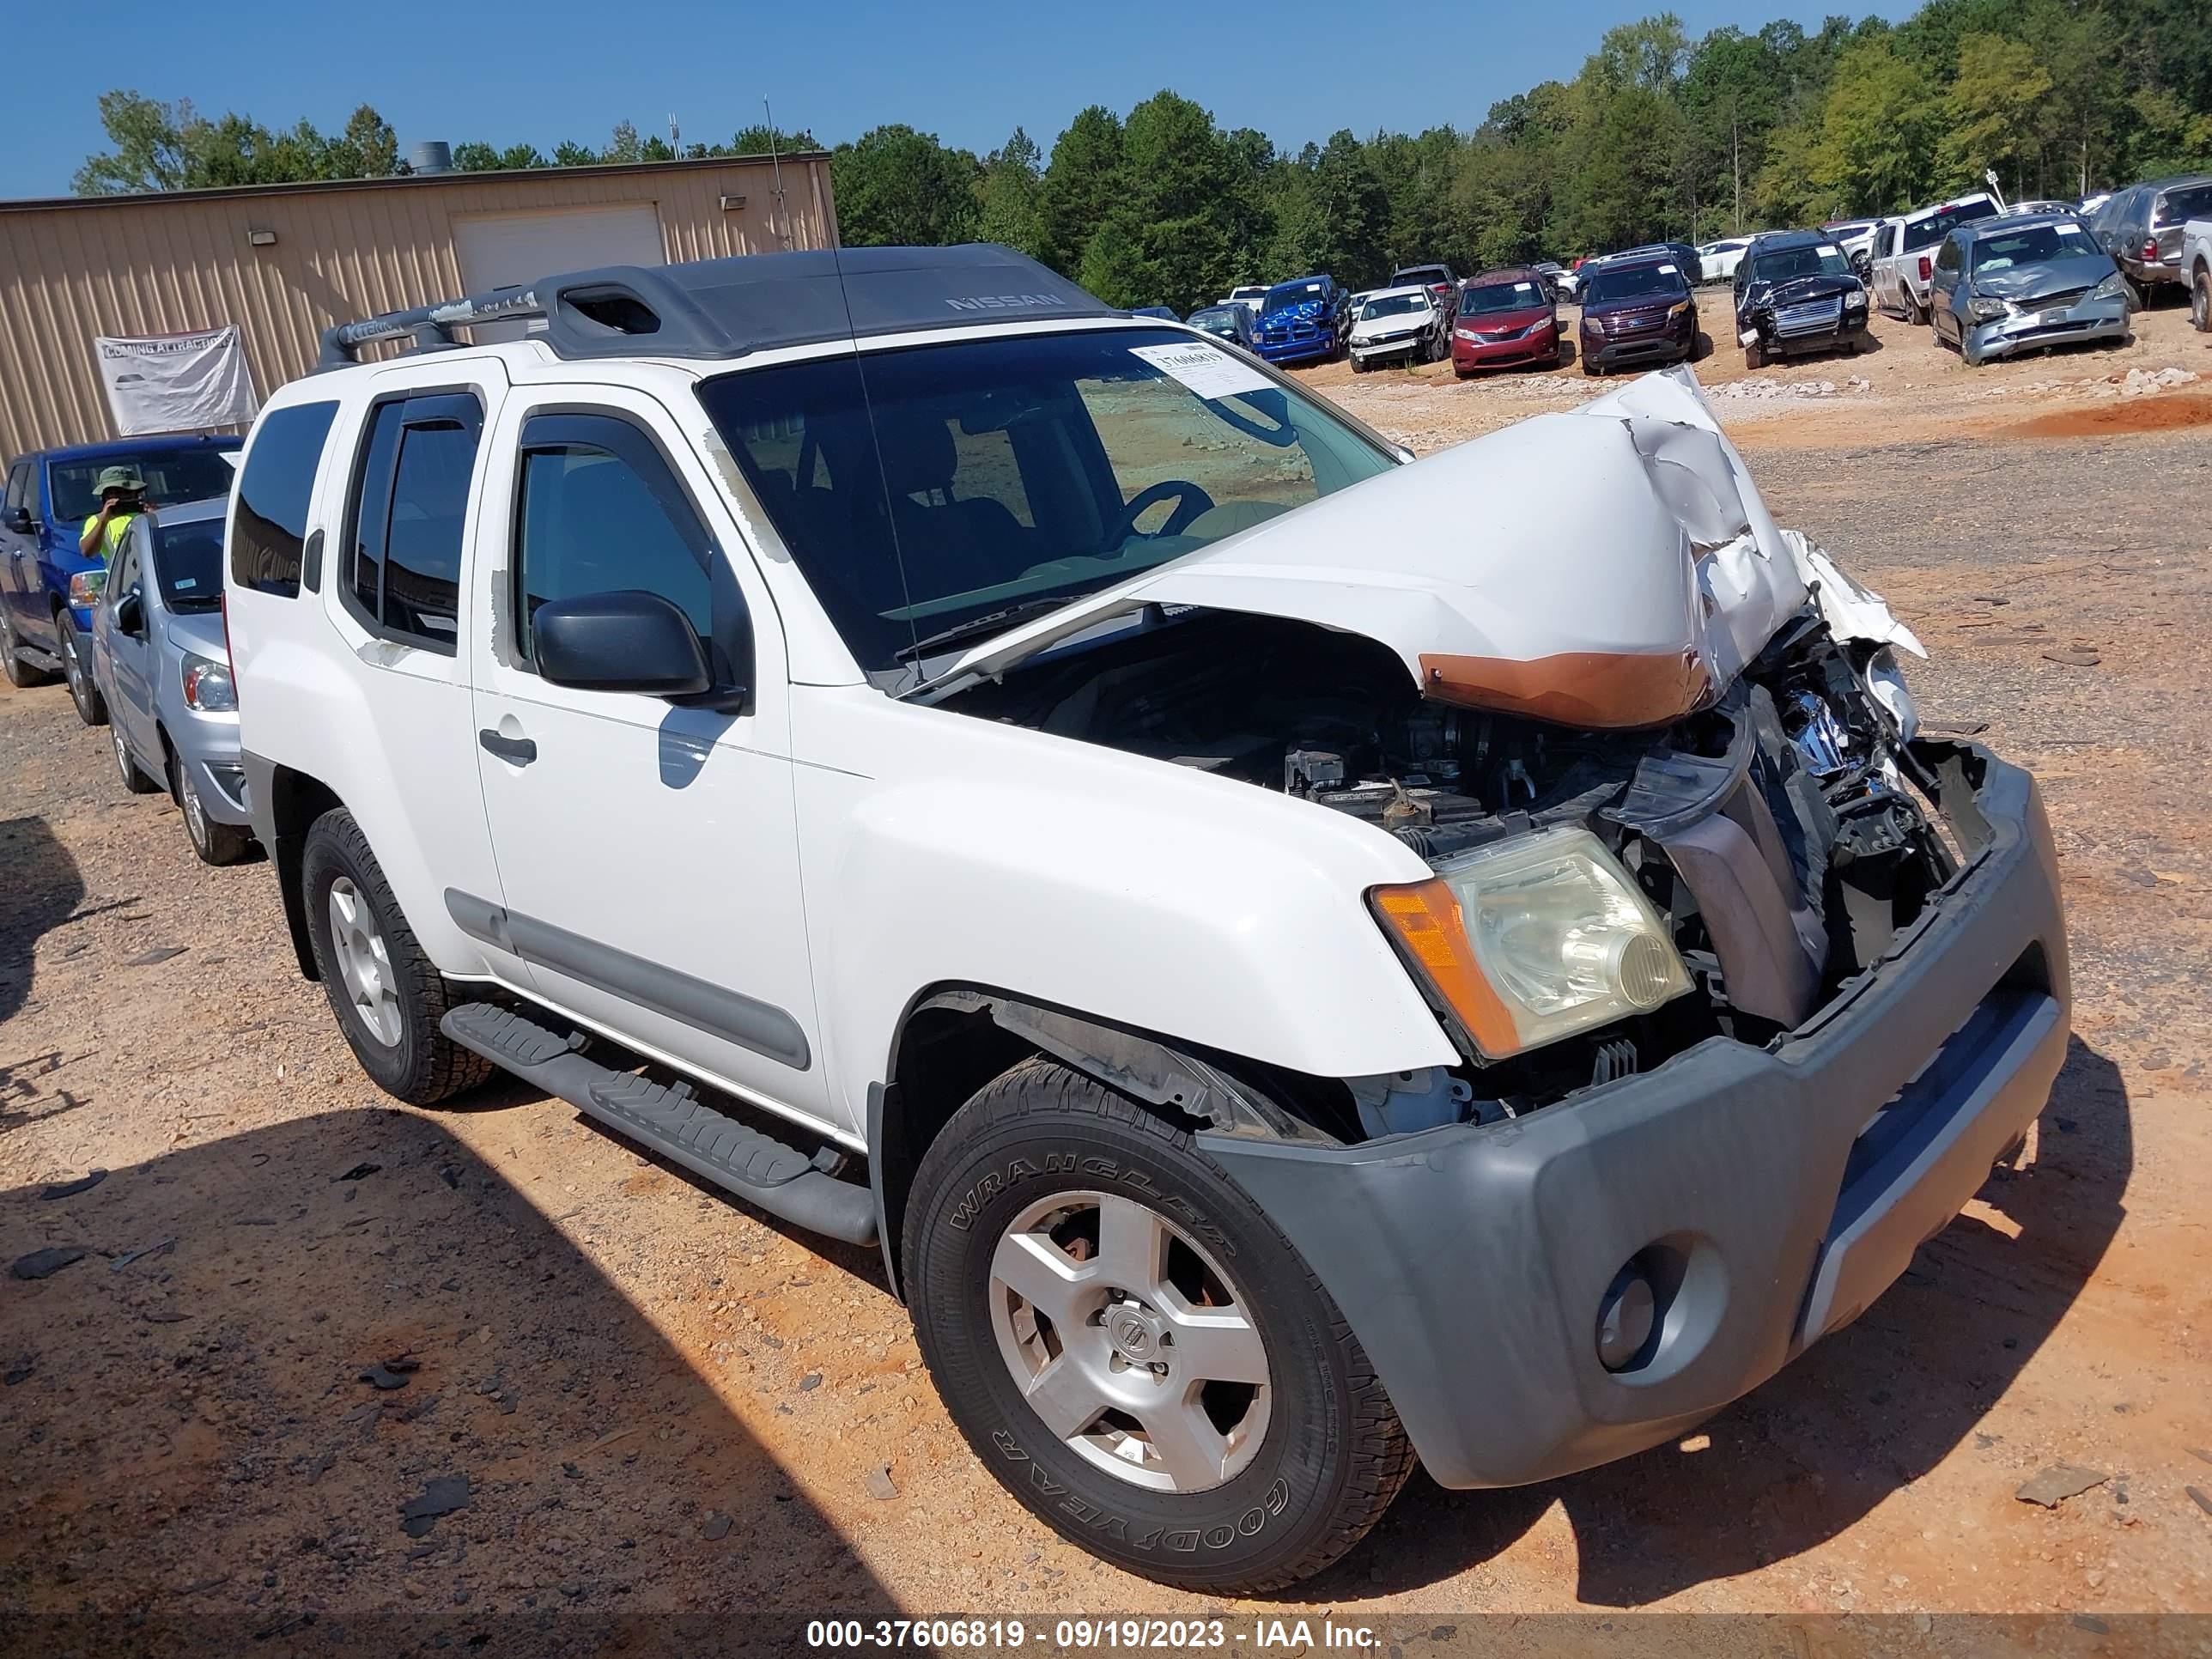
[1,459,35,641]
[100,524,159,762]
[465,385,836,1136]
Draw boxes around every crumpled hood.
[927,368,1921,728]
[1257,298,1328,332]
[1351,313,1429,341]
[1972,253,2115,303]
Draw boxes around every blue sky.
[4,0,1912,200]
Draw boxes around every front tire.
[301,807,492,1104]
[58,619,106,726]
[2191,270,2210,332]
[172,750,251,866]
[903,1060,1413,1594]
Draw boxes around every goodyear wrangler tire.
[301,807,491,1106]
[903,1058,1414,1592]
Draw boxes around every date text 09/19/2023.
[804,1616,1383,1650]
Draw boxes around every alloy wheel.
[327,877,404,1047]
[179,763,210,852]
[61,629,89,714]
[988,1188,1271,1494]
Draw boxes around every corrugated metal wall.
[0,155,840,456]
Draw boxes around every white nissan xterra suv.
[225,246,2069,1593]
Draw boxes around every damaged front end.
[927,369,1978,1140]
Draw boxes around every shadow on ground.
[1304,1035,2131,1606]
[0,816,84,1030]
[0,1107,897,1656]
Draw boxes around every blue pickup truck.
[2,436,240,723]
[1250,274,1349,366]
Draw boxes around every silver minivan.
[89,496,255,864]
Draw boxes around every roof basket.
[315,246,1125,371]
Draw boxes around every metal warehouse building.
[0,152,841,455]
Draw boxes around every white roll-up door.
[452,204,667,339]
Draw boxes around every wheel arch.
[868,983,1356,1301]
[264,764,345,979]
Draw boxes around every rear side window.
[230,402,337,597]
[344,392,483,653]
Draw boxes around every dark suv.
[1732,230,1872,368]
[2090,174,2212,302]
[1577,257,1698,375]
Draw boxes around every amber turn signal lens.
[1370,878,1522,1058]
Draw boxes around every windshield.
[1583,263,1687,304]
[1392,269,1449,287]
[1459,280,1546,315]
[48,447,236,524]
[150,517,226,611]
[1747,243,1850,283]
[1360,295,1429,320]
[1903,198,1996,253]
[698,329,1395,677]
[2153,182,2212,226]
[1261,283,1328,315]
[1970,222,2099,272]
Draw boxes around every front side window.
[5,461,30,515]
[698,328,1395,676]
[514,412,714,662]
[231,402,338,598]
[345,392,481,652]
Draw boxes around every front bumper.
[1255,336,1336,365]
[1204,744,2068,1489]
[1751,317,1871,357]
[1352,335,1425,363]
[1454,330,1558,368]
[1965,296,2129,362]
[1582,328,1693,368]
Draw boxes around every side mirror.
[6,507,30,535]
[115,589,144,636]
[533,590,715,698]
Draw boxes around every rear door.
[465,382,835,1133]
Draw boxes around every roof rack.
[316,246,1126,372]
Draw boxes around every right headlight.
[1372,827,1692,1058]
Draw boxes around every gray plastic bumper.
[1201,744,2069,1490]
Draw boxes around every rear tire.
[172,749,251,866]
[301,806,492,1104]
[58,618,106,726]
[112,726,160,793]
[903,1059,1413,1594]
[0,606,55,688]
[2191,270,2210,332]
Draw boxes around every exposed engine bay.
[943,601,1962,1136]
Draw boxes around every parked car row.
[0,440,256,866]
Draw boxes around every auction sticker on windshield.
[1129,342,1273,402]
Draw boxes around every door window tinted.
[109,528,143,611]
[344,392,482,652]
[5,461,30,515]
[514,413,714,664]
[232,401,338,598]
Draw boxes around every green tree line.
[75,0,2211,313]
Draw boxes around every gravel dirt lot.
[3,295,2210,1653]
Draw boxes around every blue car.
[1,435,240,724]
[1251,275,1348,366]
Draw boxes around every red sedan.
[1450,267,1565,376]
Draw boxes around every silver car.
[88,496,254,863]
[1928,214,2130,368]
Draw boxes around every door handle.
[478,728,538,765]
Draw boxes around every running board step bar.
[440,1004,877,1246]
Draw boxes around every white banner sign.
[93,325,259,435]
